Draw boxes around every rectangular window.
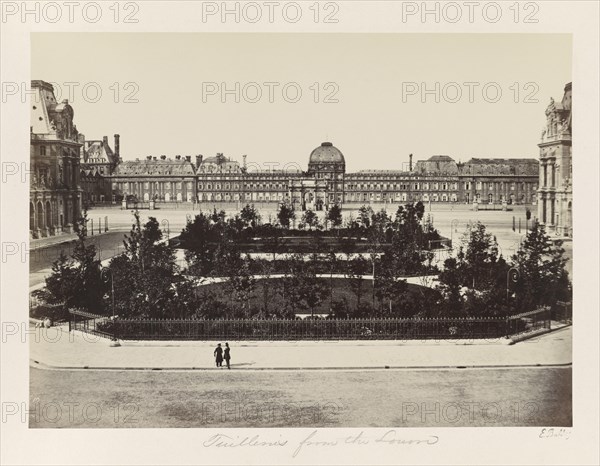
[40,146,46,156]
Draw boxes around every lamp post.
[161,219,170,240]
[329,252,335,314]
[101,267,120,347]
[371,253,376,310]
[450,219,460,250]
[506,267,520,302]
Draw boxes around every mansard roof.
[465,157,538,164]
[459,158,538,176]
[427,155,454,161]
[113,159,196,176]
[83,140,117,164]
[30,80,80,143]
[198,153,241,173]
[413,155,458,175]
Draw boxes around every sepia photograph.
[1,2,599,466]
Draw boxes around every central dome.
[309,142,345,164]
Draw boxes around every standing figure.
[224,342,231,369]
[214,343,223,368]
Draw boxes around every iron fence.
[553,301,572,324]
[69,309,114,339]
[68,308,552,341]
[30,297,68,322]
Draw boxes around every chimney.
[409,154,413,171]
[146,156,152,161]
[185,155,192,162]
[160,155,166,160]
[103,136,108,146]
[196,155,203,168]
[114,134,120,158]
[175,155,181,160]
[153,156,157,161]
[243,154,247,170]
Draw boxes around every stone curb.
[508,324,572,345]
[48,327,516,347]
[30,359,572,372]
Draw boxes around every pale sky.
[31,33,572,170]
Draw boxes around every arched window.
[36,201,44,229]
[30,203,35,231]
[45,201,52,229]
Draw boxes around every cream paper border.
[1,1,598,465]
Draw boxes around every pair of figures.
[213,343,231,369]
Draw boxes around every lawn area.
[196,277,438,317]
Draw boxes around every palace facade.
[108,142,539,211]
[80,134,121,206]
[538,82,572,237]
[28,78,542,241]
[30,80,83,238]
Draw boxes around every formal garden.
[31,201,572,340]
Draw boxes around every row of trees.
[180,202,440,276]
[37,212,203,319]
[276,202,343,230]
[36,205,571,322]
[437,221,571,317]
